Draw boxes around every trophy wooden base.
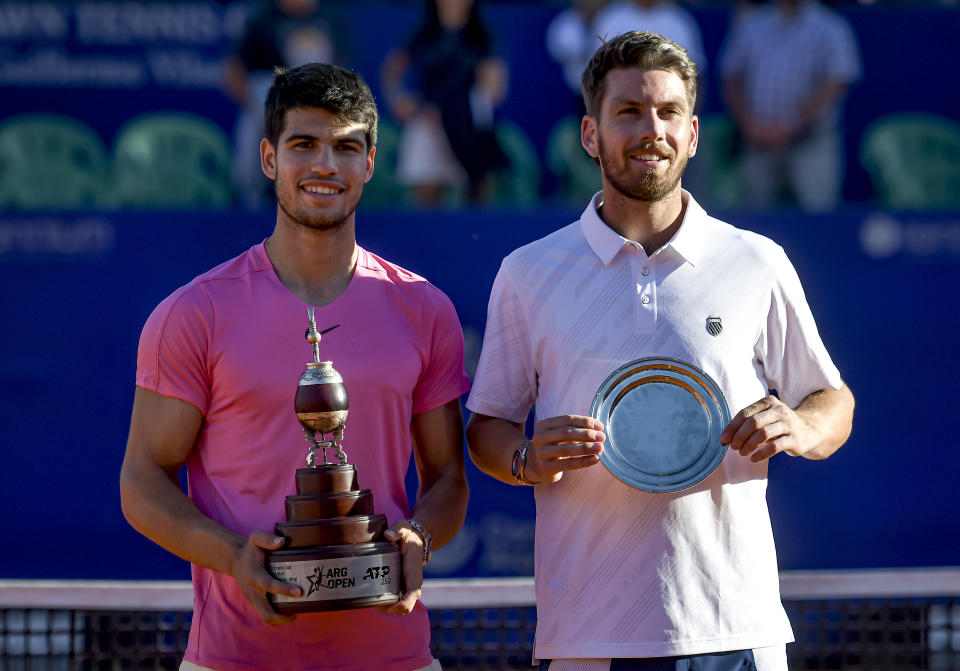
[266,465,403,613]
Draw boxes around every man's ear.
[688,115,699,159]
[363,146,376,184]
[260,138,277,180]
[581,115,600,159]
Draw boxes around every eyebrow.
[282,131,366,145]
[609,96,688,109]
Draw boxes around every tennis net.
[1,569,958,670]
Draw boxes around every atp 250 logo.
[362,565,391,586]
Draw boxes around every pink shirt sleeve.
[411,285,471,415]
[135,284,213,415]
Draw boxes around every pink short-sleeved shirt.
[137,242,470,671]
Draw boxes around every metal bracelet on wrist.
[512,439,538,486]
[407,519,432,565]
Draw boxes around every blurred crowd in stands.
[224,0,864,212]
[1,0,958,212]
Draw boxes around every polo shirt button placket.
[634,251,655,330]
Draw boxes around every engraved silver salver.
[590,357,731,492]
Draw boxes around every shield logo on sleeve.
[706,317,722,337]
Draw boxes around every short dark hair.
[582,31,698,117]
[264,63,379,149]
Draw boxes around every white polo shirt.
[467,192,842,659]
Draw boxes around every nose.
[309,146,338,175]
[637,109,665,143]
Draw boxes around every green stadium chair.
[489,120,541,208]
[546,115,601,205]
[693,113,742,211]
[112,112,233,209]
[0,114,110,210]
[362,119,411,209]
[861,112,960,209]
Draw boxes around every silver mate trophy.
[266,308,402,613]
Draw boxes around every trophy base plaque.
[267,465,403,614]
[269,541,402,613]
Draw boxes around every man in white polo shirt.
[465,31,855,671]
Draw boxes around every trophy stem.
[306,307,321,364]
[303,428,316,467]
[305,440,331,467]
[304,428,347,467]
[317,439,334,465]
[333,426,347,465]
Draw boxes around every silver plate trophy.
[265,308,402,613]
[590,357,731,493]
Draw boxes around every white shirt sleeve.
[754,246,843,407]
[466,258,538,423]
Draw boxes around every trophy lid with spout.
[295,308,348,434]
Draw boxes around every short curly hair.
[582,31,698,117]
[264,63,378,149]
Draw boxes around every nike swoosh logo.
[319,324,340,335]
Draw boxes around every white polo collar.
[580,190,708,267]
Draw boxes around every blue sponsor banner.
[0,207,958,579]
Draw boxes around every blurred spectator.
[592,0,708,80]
[222,0,343,208]
[382,0,509,206]
[545,0,610,114]
[721,0,861,211]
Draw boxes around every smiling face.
[261,106,375,232]
[582,67,698,203]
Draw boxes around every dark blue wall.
[1,205,958,579]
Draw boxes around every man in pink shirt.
[120,63,471,671]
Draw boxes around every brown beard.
[598,135,688,202]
